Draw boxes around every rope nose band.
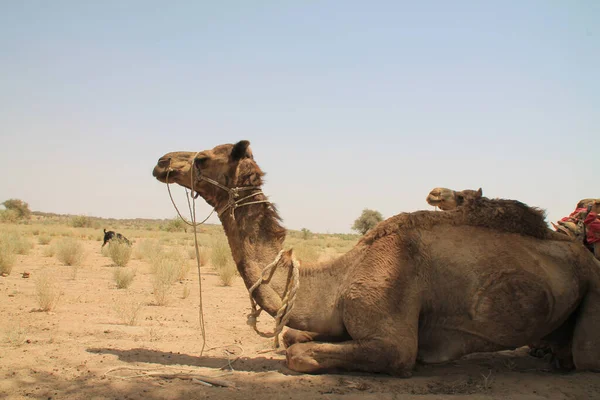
[191,155,271,221]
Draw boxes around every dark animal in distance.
[102,229,131,248]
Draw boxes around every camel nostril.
[157,157,171,168]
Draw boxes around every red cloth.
[561,208,588,222]
[584,211,600,244]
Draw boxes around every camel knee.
[283,329,315,348]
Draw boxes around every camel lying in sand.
[427,187,600,260]
[153,141,600,375]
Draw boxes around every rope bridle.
[164,153,299,348]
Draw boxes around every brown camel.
[427,187,600,261]
[153,141,600,376]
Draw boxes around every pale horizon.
[1,1,598,234]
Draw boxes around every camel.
[427,187,600,261]
[152,141,600,376]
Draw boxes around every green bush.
[1,199,31,220]
[352,208,383,235]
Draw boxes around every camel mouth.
[426,196,442,206]
[152,166,172,183]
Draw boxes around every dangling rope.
[164,154,208,356]
[164,155,299,350]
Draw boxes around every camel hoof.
[286,345,320,373]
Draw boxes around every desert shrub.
[210,237,237,286]
[216,259,237,286]
[161,217,188,233]
[197,247,210,266]
[301,228,311,240]
[114,295,143,325]
[210,237,231,268]
[150,250,182,305]
[38,235,52,245]
[15,238,33,255]
[107,240,132,267]
[41,244,55,258]
[186,246,196,260]
[35,270,62,311]
[2,199,31,220]
[0,209,19,223]
[55,238,86,266]
[113,267,136,289]
[70,215,93,228]
[134,239,162,261]
[0,240,16,275]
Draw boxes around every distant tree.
[352,209,383,235]
[2,199,31,220]
[301,228,311,240]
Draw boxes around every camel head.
[152,140,264,209]
[426,187,483,210]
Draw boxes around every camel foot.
[282,328,348,348]
[285,339,416,375]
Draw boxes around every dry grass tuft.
[181,283,191,299]
[211,237,237,286]
[35,270,62,311]
[133,239,162,262]
[0,239,16,275]
[41,244,56,258]
[0,232,33,256]
[113,267,136,289]
[4,323,28,346]
[55,238,86,266]
[114,295,143,325]
[150,250,183,305]
[38,235,52,245]
[107,240,132,267]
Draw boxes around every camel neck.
[218,196,289,317]
[216,196,348,335]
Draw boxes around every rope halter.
[164,152,299,348]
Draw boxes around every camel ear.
[476,188,483,197]
[231,140,251,161]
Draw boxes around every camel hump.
[461,198,551,239]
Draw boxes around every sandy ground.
[2,240,600,400]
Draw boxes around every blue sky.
[1,1,598,233]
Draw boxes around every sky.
[0,1,598,234]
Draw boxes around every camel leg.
[282,328,348,347]
[286,337,417,376]
[572,287,600,371]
